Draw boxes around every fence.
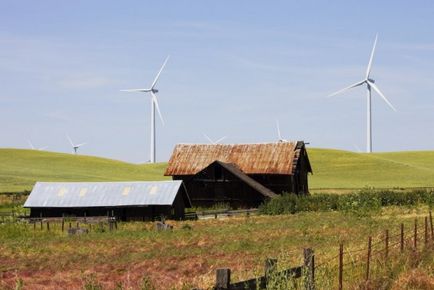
[186,208,258,220]
[210,211,434,290]
[27,216,118,233]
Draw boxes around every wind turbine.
[275,120,288,142]
[203,134,227,144]
[329,34,396,153]
[27,140,48,151]
[121,56,169,163]
[67,135,86,155]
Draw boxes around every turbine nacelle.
[367,78,375,84]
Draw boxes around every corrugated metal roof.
[164,142,300,176]
[24,181,185,208]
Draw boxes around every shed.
[24,181,191,221]
[164,141,312,207]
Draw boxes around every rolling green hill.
[1,148,434,193]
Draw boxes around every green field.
[1,148,434,193]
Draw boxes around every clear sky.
[1,1,434,162]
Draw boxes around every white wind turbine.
[203,134,227,144]
[275,120,288,142]
[67,135,86,155]
[27,140,48,151]
[121,56,169,163]
[329,34,396,153]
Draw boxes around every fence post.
[366,236,372,282]
[69,222,72,229]
[46,221,50,231]
[385,229,389,261]
[40,219,43,230]
[400,223,404,252]
[265,258,277,286]
[304,248,315,290]
[338,243,343,290]
[429,211,433,240]
[414,218,418,250]
[33,221,36,231]
[215,268,230,290]
[425,216,428,246]
[61,218,64,232]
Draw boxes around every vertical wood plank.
[366,236,372,281]
[304,248,315,290]
[215,268,230,289]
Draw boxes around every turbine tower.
[121,56,169,163]
[67,135,86,155]
[27,140,48,151]
[329,34,396,153]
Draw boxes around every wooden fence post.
[61,218,64,232]
[425,216,428,246]
[304,248,315,290]
[76,221,79,229]
[33,221,36,231]
[338,243,343,290]
[46,221,50,231]
[366,236,372,282]
[429,211,433,240]
[400,223,404,252]
[414,218,418,250]
[215,268,230,290]
[385,229,389,260]
[40,219,43,230]
[69,222,72,229]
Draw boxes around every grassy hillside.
[308,149,434,189]
[1,148,434,193]
[0,149,169,193]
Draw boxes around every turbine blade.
[275,119,283,140]
[120,89,150,92]
[76,143,86,147]
[366,34,378,79]
[203,134,214,144]
[328,80,365,97]
[27,140,35,149]
[151,92,165,125]
[150,55,170,89]
[214,136,227,144]
[367,80,397,111]
[66,135,74,147]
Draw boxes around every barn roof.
[165,142,307,176]
[24,181,191,208]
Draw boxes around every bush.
[259,189,434,216]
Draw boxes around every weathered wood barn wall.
[164,141,312,207]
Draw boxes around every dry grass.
[0,206,432,289]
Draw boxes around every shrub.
[259,189,433,216]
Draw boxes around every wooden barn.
[164,141,312,207]
[24,181,191,221]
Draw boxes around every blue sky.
[1,1,434,162]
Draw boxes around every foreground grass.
[3,148,434,193]
[0,206,432,289]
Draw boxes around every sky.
[1,1,434,163]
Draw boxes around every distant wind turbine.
[275,120,288,142]
[67,135,86,155]
[121,56,169,163]
[27,140,48,151]
[328,34,396,153]
[203,134,227,144]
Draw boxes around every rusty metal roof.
[164,142,301,176]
